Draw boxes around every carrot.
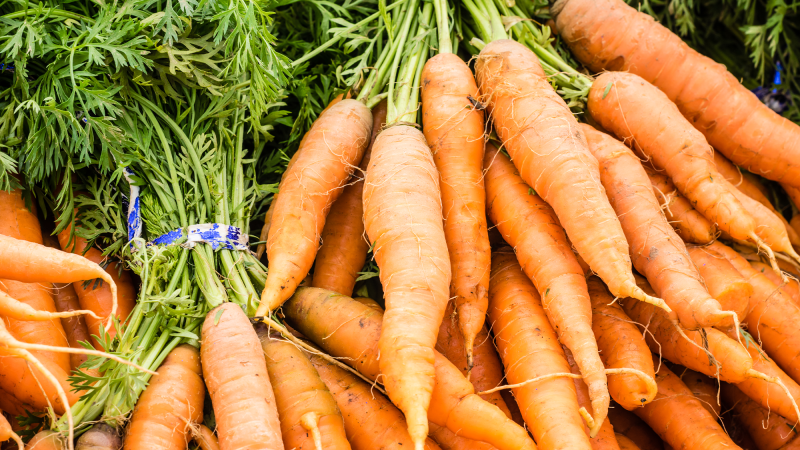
[582,124,732,330]
[0,190,43,245]
[685,246,752,320]
[282,287,535,450]
[484,145,609,433]
[488,248,593,449]
[436,300,511,418]
[428,423,496,450]
[192,424,220,450]
[360,125,451,448]
[311,101,387,298]
[552,0,800,187]
[722,383,797,450]
[633,357,740,450]
[1,410,23,450]
[677,369,720,418]
[307,353,443,450]
[476,39,664,313]
[607,404,663,450]
[587,277,656,410]
[257,99,373,315]
[751,260,800,306]
[421,51,490,368]
[255,327,350,450]
[201,303,283,450]
[613,434,640,450]
[25,431,66,450]
[124,344,204,450]
[0,388,34,417]
[76,424,121,450]
[643,165,716,245]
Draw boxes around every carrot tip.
[579,407,598,436]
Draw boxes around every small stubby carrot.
[582,124,731,330]
[685,246,752,320]
[311,101,387,298]
[633,357,741,450]
[201,303,284,450]
[476,39,662,313]
[1,410,23,450]
[191,424,220,450]
[361,125,452,448]
[722,382,797,450]
[484,146,609,433]
[613,434,640,450]
[488,248,592,450]
[258,99,373,315]
[76,424,121,450]
[606,404,663,450]
[587,277,656,410]
[643,165,716,245]
[678,369,720,418]
[751,260,800,306]
[422,52,491,368]
[256,326,351,450]
[282,287,535,450]
[124,344,204,450]
[307,353,443,450]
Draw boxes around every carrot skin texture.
[643,165,716,244]
[607,405,663,450]
[428,422,497,450]
[476,40,646,310]
[260,99,373,314]
[678,369,721,417]
[422,52,491,362]
[488,248,593,450]
[751,260,800,306]
[685,246,752,320]
[582,124,725,330]
[484,145,608,428]
[256,328,351,450]
[201,304,284,450]
[362,125,452,445]
[124,344,204,450]
[282,288,535,450]
[311,101,387,297]
[722,383,797,450]
[552,0,800,187]
[587,278,655,410]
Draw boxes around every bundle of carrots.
[4,0,800,449]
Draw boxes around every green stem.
[385,0,422,124]
[2,8,94,23]
[433,0,452,54]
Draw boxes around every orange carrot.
[308,353,443,450]
[201,303,283,450]
[192,424,220,450]
[488,248,593,449]
[582,124,731,330]
[257,99,373,315]
[256,327,351,450]
[587,277,655,410]
[685,246,752,320]
[0,191,42,244]
[476,39,663,312]
[428,423,496,450]
[25,431,66,450]
[76,424,121,450]
[422,52,491,367]
[124,344,204,450]
[613,434,640,450]
[677,369,720,418]
[607,405,663,450]
[311,101,387,297]
[722,383,797,450]
[282,287,535,450]
[643,165,716,245]
[633,357,740,450]
[361,125,451,447]
[1,410,23,450]
[751,260,800,306]
[484,145,609,432]
[552,0,800,187]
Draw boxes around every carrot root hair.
[749,232,785,281]
[299,411,323,450]
[7,430,23,450]
[745,368,800,427]
[604,367,658,405]
[106,277,118,332]
[478,372,582,394]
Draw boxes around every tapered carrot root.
[0,410,23,450]
[582,124,729,330]
[282,288,536,450]
[722,382,798,450]
[124,345,204,450]
[685,246,752,320]
[201,303,284,450]
[312,101,387,298]
[258,99,373,315]
[422,52,491,368]
[643,165,716,244]
[607,405,664,450]
[587,277,656,410]
[488,248,593,449]
[0,290,100,322]
[475,40,663,313]
[362,125,451,448]
[256,327,351,450]
[484,145,608,433]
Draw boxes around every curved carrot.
[475,39,662,312]
[722,383,797,450]
[422,52,490,367]
[678,369,720,417]
[308,353,443,450]
[258,99,373,315]
[751,260,800,306]
[552,0,800,187]
[1,410,23,450]
[606,405,663,450]
[582,124,730,330]
[282,288,535,450]
[256,327,350,450]
[361,125,451,447]
[685,246,752,320]
[587,277,655,410]
[191,424,220,450]
[488,248,593,449]
[311,101,387,298]
[643,165,716,245]
[76,424,121,450]
[613,434,640,450]
[484,145,608,432]
[201,303,283,450]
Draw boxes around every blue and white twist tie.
[123,168,142,244]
